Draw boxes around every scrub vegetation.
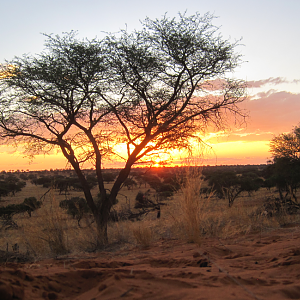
[0,162,299,260]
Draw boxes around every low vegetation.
[0,164,299,261]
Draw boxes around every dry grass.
[132,221,154,248]
[19,192,70,258]
[175,174,203,244]
[1,171,300,259]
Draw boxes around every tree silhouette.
[0,176,26,199]
[268,126,300,202]
[206,171,242,207]
[270,126,300,160]
[0,13,246,244]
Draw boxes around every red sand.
[1,226,300,300]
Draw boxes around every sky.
[0,0,300,170]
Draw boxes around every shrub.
[59,197,89,226]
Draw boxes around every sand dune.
[0,225,300,300]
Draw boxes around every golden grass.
[19,191,70,257]
[131,221,154,248]
[1,171,300,259]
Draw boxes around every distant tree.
[0,13,246,244]
[270,126,300,160]
[268,126,300,202]
[102,172,117,184]
[206,171,242,207]
[0,176,26,199]
[31,176,53,188]
[156,183,175,199]
[240,172,263,196]
[142,174,161,189]
[204,169,263,204]
[160,172,181,191]
[265,157,300,202]
[134,174,146,188]
[123,177,137,190]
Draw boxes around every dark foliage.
[123,178,137,190]
[204,170,263,207]
[59,197,90,227]
[102,172,117,183]
[261,197,300,217]
[134,191,156,209]
[0,176,26,198]
[264,157,300,202]
[0,197,42,229]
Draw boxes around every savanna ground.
[0,168,300,300]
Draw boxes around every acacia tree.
[268,126,300,202]
[270,126,300,160]
[0,13,246,245]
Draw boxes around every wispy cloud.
[247,77,288,88]
[242,90,300,135]
[206,90,300,144]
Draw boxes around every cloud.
[204,90,300,144]
[242,90,300,135]
[207,132,273,143]
[201,77,298,92]
[247,77,288,88]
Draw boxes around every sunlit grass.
[1,170,300,259]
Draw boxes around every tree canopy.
[270,126,300,160]
[268,126,300,202]
[0,13,246,244]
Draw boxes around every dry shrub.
[178,174,203,244]
[166,167,206,244]
[218,202,253,238]
[108,221,133,245]
[170,169,263,243]
[73,222,100,252]
[21,193,69,257]
[132,221,154,248]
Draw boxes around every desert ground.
[1,226,300,300]
[0,169,300,300]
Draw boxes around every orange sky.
[1,77,299,171]
[0,141,270,172]
[1,1,299,171]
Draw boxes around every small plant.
[132,222,154,248]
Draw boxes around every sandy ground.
[0,225,300,300]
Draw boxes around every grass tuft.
[132,221,154,248]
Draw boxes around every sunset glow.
[0,1,299,171]
[0,137,272,171]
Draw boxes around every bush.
[59,197,89,226]
[0,197,42,229]
[23,197,42,217]
[134,191,155,209]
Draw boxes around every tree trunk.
[94,212,108,246]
